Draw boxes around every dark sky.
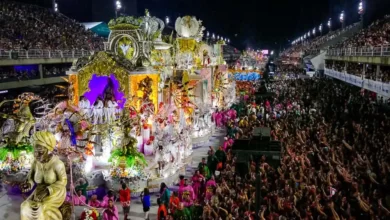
[20,0,390,50]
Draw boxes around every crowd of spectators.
[174,78,390,220]
[42,63,71,78]
[326,60,390,83]
[281,23,359,59]
[0,1,104,50]
[0,66,39,82]
[333,15,390,48]
[277,64,306,76]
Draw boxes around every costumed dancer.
[119,183,131,220]
[205,176,216,202]
[79,96,91,118]
[159,183,171,210]
[173,203,192,220]
[88,195,101,208]
[141,188,151,220]
[191,170,204,199]
[92,97,104,124]
[20,131,67,220]
[102,199,119,220]
[169,191,180,215]
[178,179,195,207]
[72,190,86,206]
[101,190,115,208]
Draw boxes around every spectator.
[0,1,104,50]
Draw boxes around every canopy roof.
[82,22,110,38]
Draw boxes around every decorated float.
[0,10,244,220]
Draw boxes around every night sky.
[19,0,390,50]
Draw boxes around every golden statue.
[0,93,37,146]
[20,131,68,220]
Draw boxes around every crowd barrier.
[324,68,390,97]
[326,46,390,57]
[0,49,96,59]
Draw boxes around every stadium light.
[212,33,215,39]
[115,0,122,18]
[312,28,316,35]
[165,16,170,25]
[54,2,58,12]
[358,1,364,15]
[308,31,311,37]
[327,18,332,31]
[340,11,345,28]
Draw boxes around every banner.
[325,68,390,97]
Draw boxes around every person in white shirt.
[79,96,91,118]
[92,97,104,124]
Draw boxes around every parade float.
[0,10,240,202]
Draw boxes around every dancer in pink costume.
[191,170,204,199]
[102,199,119,220]
[88,195,101,208]
[101,190,115,208]
[178,179,195,207]
[205,176,216,201]
[222,137,229,151]
[215,112,223,127]
[72,190,87,206]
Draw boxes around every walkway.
[0,129,226,220]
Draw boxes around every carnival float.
[0,10,242,219]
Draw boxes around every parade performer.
[73,190,86,206]
[173,203,192,220]
[119,183,131,220]
[178,179,195,207]
[191,170,204,199]
[79,96,91,117]
[88,195,101,208]
[205,176,216,201]
[102,199,119,220]
[21,131,67,220]
[101,190,115,208]
[92,97,104,124]
[169,192,180,215]
[159,182,171,209]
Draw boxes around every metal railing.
[0,49,96,59]
[327,45,390,57]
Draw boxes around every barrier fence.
[326,46,390,57]
[324,68,390,97]
[0,49,96,59]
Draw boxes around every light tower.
[358,0,364,27]
[340,11,345,29]
[53,1,58,12]
[115,0,122,18]
[165,16,170,25]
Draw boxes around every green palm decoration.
[108,136,147,168]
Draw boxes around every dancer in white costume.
[92,98,104,124]
[104,98,117,124]
[79,96,91,118]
